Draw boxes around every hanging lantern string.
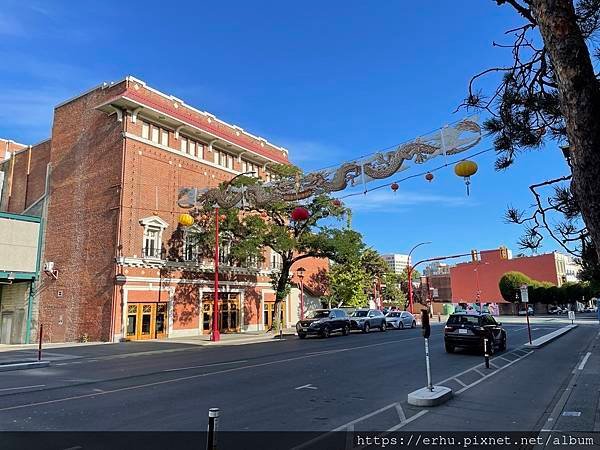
[335,145,495,201]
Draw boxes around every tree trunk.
[530,0,600,259]
[272,262,291,333]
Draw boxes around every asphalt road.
[0,319,581,437]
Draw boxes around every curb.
[0,360,50,372]
[407,385,453,406]
[523,324,577,349]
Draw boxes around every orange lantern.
[425,172,434,182]
[391,183,399,192]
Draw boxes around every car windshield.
[447,315,480,325]
[307,310,330,319]
[351,311,368,317]
[387,312,401,317]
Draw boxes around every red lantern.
[219,214,227,221]
[291,206,310,221]
[425,172,434,182]
[391,183,399,192]
[332,199,342,207]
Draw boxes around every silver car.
[385,311,416,330]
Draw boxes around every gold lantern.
[178,213,195,227]
[454,160,478,195]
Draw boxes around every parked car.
[350,309,387,332]
[444,313,507,354]
[296,309,351,339]
[385,311,416,329]
[518,306,534,316]
[548,306,564,315]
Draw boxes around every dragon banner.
[178,116,481,210]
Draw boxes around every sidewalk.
[163,328,297,346]
[543,327,600,433]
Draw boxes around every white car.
[518,306,534,316]
[385,311,416,329]
[548,306,564,315]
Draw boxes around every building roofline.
[122,75,288,155]
[6,138,51,158]
[0,138,28,148]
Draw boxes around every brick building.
[450,247,579,313]
[0,76,327,343]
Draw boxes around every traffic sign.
[520,285,529,303]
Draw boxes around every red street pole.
[211,207,221,342]
[300,279,305,320]
[408,266,413,314]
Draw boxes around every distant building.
[381,254,410,274]
[450,247,583,312]
[423,261,450,276]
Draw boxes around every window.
[242,159,259,177]
[189,141,196,157]
[143,228,161,258]
[214,149,235,169]
[197,143,203,159]
[270,251,282,270]
[139,216,168,260]
[180,137,188,153]
[161,130,169,146]
[219,243,231,265]
[142,122,150,139]
[151,126,160,143]
[184,229,201,262]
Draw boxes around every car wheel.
[445,343,455,353]
[342,324,350,336]
[363,323,370,333]
[399,322,404,330]
[411,321,416,329]
[298,333,306,339]
[321,326,331,338]
[381,321,386,332]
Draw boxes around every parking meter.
[421,309,431,339]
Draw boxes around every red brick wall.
[451,252,558,303]
[0,139,27,161]
[38,83,126,342]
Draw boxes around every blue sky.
[0,0,572,263]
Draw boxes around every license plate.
[458,329,468,334]
[301,328,308,332]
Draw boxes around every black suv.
[296,309,351,339]
[444,313,506,354]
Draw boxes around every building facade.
[0,76,327,343]
[450,247,581,307]
[381,254,410,274]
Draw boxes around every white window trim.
[139,216,169,259]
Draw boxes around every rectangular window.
[189,141,196,157]
[227,154,233,169]
[151,126,160,143]
[184,232,200,261]
[214,150,219,164]
[161,129,169,146]
[142,122,150,139]
[180,138,188,153]
[197,144,203,159]
[143,228,160,258]
[241,161,247,172]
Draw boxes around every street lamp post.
[297,267,306,320]
[407,241,432,314]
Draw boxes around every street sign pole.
[421,310,432,391]
[520,285,532,345]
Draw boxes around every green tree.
[360,248,389,279]
[326,263,369,308]
[189,167,365,331]
[465,0,600,260]
[498,271,535,302]
[381,272,407,308]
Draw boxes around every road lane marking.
[386,410,428,431]
[0,336,423,412]
[452,377,467,387]
[577,352,591,370]
[295,384,317,390]
[0,385,45,392]
[474,368,486,377]
[455,351,533,394]
[162,360,248,372]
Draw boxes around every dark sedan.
[296,309,351,339]
[444,313,506,354]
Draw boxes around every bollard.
[483,338,490,369]
[438,314,441,323]
[424,338,433,391]
[38,324,43,362]
[206,408,219,450]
